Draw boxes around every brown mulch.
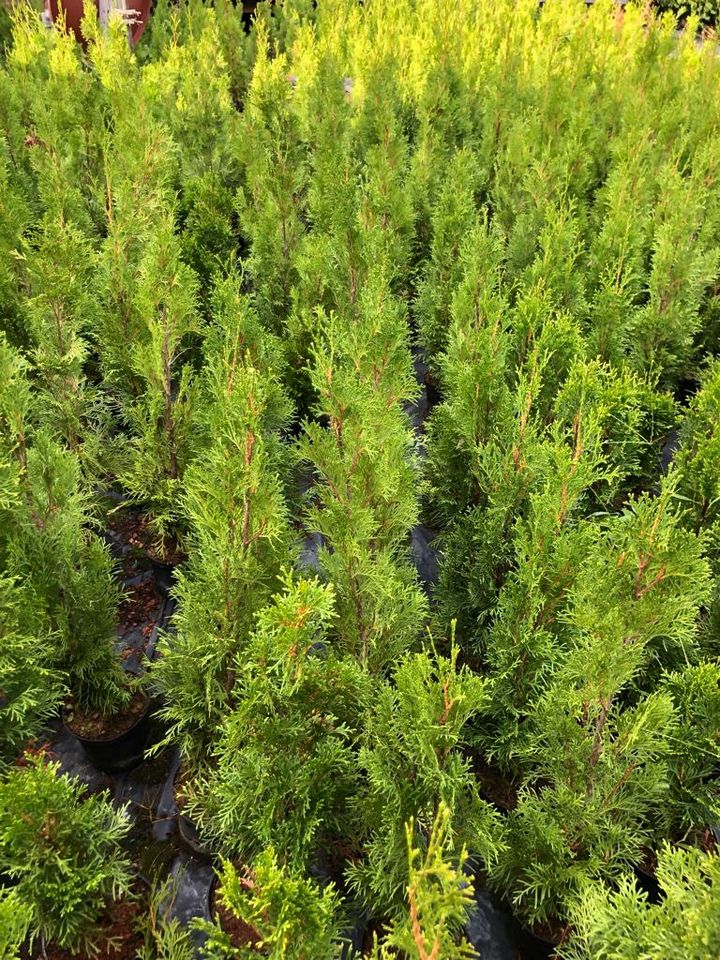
[107,511,184,565]
[212,886,260,950]
[36,890,145,960]
[529,916,570,948]
[65,691,148,741]
[118,579,162,636]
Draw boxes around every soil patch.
[118,578,162,636]
[107,510,185,565]
[530,916,569,947]
[212,885,260,950]
[37,889,145,960]
[66,690,148,741]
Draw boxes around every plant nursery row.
[1,0,719,957]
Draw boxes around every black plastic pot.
[513,918,566,959]
[634,860,663,904]
[177,811,213,856]
[150,556,176,599]
[62,696,153,774]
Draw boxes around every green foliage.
[136,876,195,960]
[151,297,294,761]
[196,851,341,960]
[0,757,133,954]
[119,212,202,543]
[299,275,426,671]
[660,662,720,836]
[370,804,477,960]
[348,643,502,916]
[654,0,720,27]
[0,336,127,715]
[488,484,711,925]
[188,574,367,868]
[675,359,720,565]
[562,845,720,960]
[0,574,64,762]
[0,889,33,960]
[2,3,720,955]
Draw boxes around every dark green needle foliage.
[348,643,502,918]
[188,574,367,869]
[0,757,133,955]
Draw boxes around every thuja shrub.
[348,644,502,917]
[0,757,133,955]
[300,269,426,671]
[152,292,294,761]
[0,337,128,716]
[187,574,367,868]
[0,575,64,762]
[561,845,720,960]
[119,212,203,546]
[675,359,720,552]
[196,851,341,960]
[489,485,712,927]
[371,805,478,960]
[659,662,720,838]
[0,890,32,960]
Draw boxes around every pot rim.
[62,692,152,746]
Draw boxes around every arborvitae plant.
[348,643,502,917]
[142,8,240,303]
[0,137,31,346]
[187,574,367,868]
[584,149,657,368]
[561,845,720,960]
[675,359,720,551]
[300,272,426,671]
[0,889,32,960]
[414,152,483,363]
[236,22,308,334]
[674,360,720,640]
[7,4,105,235]
[152,296,294,762]
[0,336,128,716]
[120,211,202,547]
[492,663,675,930]
[553,360,676,507]
[88,17,178,405]
[0,756,133,955]
[490,485,712,927]
[629,160,719,387]
[21,212,92,453]
[196,850,341,960]
[659,662,720,840]
[0,575,64,762]
[480,412,610,758]
[370,804,477,960]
